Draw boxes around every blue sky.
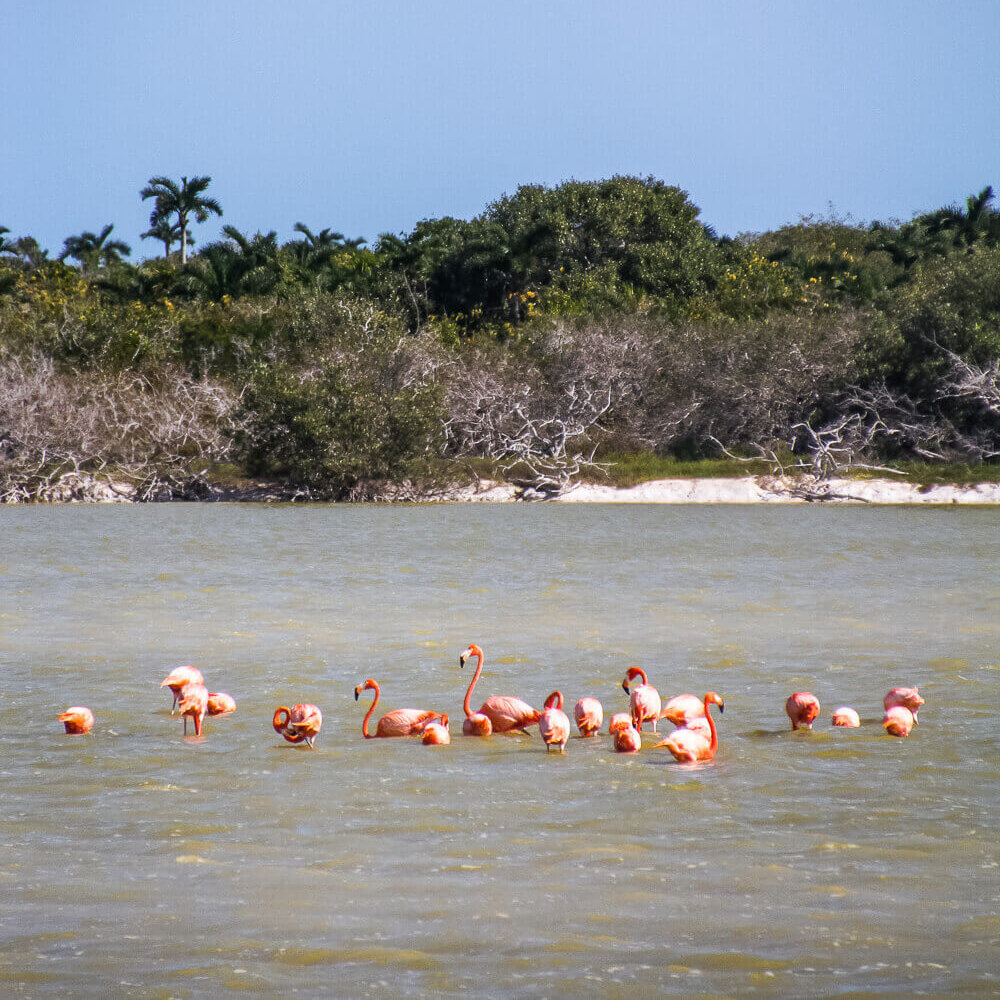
[2,1,997,259]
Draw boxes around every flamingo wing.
[480,696,540,733]
[376,709,441,737]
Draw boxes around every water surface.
[1,505,998,997]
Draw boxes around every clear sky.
[2,1,997,259]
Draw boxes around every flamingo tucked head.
[785,691,820,731]
[422,714,451,745]
[831,706,861,728]
[883,705,914,737]
[608,712,632,735]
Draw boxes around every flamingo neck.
[463,648,484,718]
[545,691,563,710]
[362,682,380,738]
[627,667,648,687]
[704,695,718,755]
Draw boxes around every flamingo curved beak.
[621,679,630,694]
[459,653,468,667]
[719,703,724,713]
[354,688,360,701]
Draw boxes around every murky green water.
[1,504,998,997]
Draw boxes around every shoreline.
[7,471,1000,504]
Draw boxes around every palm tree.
[141,217,191,259]
[0,226,16,256]
[59,224,131,273]
[141,175,222,265]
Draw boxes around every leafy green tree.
[141,175,222,265]
[58,224,131,273]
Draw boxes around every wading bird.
[614,723,642,753]
[459,644,540,734]
[273,703,323,747]
[58,706,94,734]
[622,667,661,733]
[539,691,571,752]
[422,714,451,745]
[883,705,914,737]
[660,693,705,727]
[160,666,205,712]
[785,692,820,730]
[656,691,724,763]
[206,692,236,716]
[831,706,861,727]
[884,687,923,723]
[354,679,443,738]
[574,696,603,737]
[608,712,632,735]
[177,682,208,736]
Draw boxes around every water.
[1,504,998,997]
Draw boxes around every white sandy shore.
[462,476,1000,505]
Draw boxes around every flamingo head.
[459,644,481,667]
[354,678,377,701]
[705,691,724,713]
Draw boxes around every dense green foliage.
[1,176,999,496]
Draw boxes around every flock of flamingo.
[55,643,925,761]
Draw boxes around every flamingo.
[354,679,443,738]
[206,692,236,717]
[660,693,705,727]
[160,666,205,712]
[656,691,724,762]
[614,723,642,753]
[608,712,632,735]
[422,714,451,745]
[177,682,208,736]
[883,705,914,737]
[574,696,603,737]
[459,644,540,734]
[539,691,571,752]
[884,687,924,723]
[58,706,94,734]
[831,706,861,727]
[622,667,661,733]
[785,691,820,730]
[273,703,323,747]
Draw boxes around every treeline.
[1,175,999,500]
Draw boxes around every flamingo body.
[786,691,820,730]
[884,687,923,722]
[206,692,236,716]
[623,668,661,733]
[614,724,642,753]
[539,691,571,752]
[422,715,451,745]
[273,703,323,746]
[660,693,705,727]
[58,706,94,734]
[883,705,914,737]
[463,713,492,736]
[657,691,724,762]
[574,697,603,737]
[608,712,632,735]
[177,682,208,737]
[459,644,539,734]
[160,666,205,711]
[831,706,861,727]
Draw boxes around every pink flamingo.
[539,691,571,752]
[574,696,603,737]
[614,723,642,753]
[459,644,540,734]
[273,703,323,747]
[608,712,632,735]
[206,692,236,717]
[160,666,205,712]
[883,705,914,737]
[831,706,861,727]
[884,687,924,723]
[656,691,724,762]
[785,691,820,730]
[422,714,451,745]
[622,667,661,733]
[660,693,705,727]
[177,682,208,736]
[354,678,443,738]
[58,706,94,734]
